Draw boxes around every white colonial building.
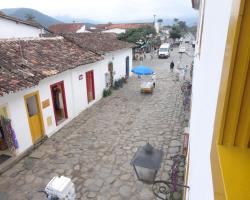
[102,28,126,34]
[0,12,43,39]
[0,34,133,168]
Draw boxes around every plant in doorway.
[103,88,112,97]
[113,77,127,89]
[118,78,124,88]
[113,80,120,89]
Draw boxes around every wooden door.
[126,56,130,77]
[50,81,68,125]
[24,92,44,143]
[108,62,114,86]
[86,70,95,103]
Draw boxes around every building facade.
[0,35,133,161]
[102,28,126,34]
[187,0,250,199]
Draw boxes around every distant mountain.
[1,8,62,28]
[55,15,99,27]
[160,16,198,26]
[178,16,198,26]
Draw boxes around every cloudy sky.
[0,0,198,22]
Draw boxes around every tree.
[174,18,179,24]
[178,21,188,32]
[118,26,156,44]
[170,25,181,39]
[25,13,35,22]
[187,25,197,38]
[157,19,163,25]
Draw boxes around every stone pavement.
[0,47,192,200]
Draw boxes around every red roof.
[64,33,135,54]
[96,23,153,30]
[0,37,102,96]
[48,23,85,34]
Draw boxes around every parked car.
[179,46,186,53]
[158,43,170,58]
[192,41,196,48]
[172,42,180,47]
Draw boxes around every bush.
[113,78,126,89]
[113,80,120,89]
[103,88,112,97]
[118,79,123,88]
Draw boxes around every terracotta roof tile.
[96,23,153,30]
[0,37,102,96]
[48,23,85,34]
[64,33,135,54]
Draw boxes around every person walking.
[183,65,188,80]
[143,51,146,60]
[190,62,194,78]
[152,73,156,88]
[139,52,144,65]
[150,50,154,60]
[170,60,175,72]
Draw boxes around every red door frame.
[50,81,68,126]
[86,70,95,103]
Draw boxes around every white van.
[158,43,170,58]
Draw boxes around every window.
[105,72,111,88]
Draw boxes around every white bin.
[45,176,75,200]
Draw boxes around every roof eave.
[0,13,42,29]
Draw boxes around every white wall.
[76,25,87,33]
[187,0,233,199]
[102,28,126,34]
[0,18,42,39]
[0,48,132,155]
[105,48,133,80]
[0,71,74,153]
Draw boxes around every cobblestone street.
[0,47,193,200]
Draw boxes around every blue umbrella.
[132,66,154,75]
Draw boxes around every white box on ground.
[45,176,76,200]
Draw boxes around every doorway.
[0,106,17,163]
[86,70,95,103]
[126,56,130,77]
[51,81,68,125]
[24,91,44,143]
[108,62,114,86]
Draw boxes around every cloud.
[0,0,198,22]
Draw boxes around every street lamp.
[131,143,189,200]
[131,143,163,184]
